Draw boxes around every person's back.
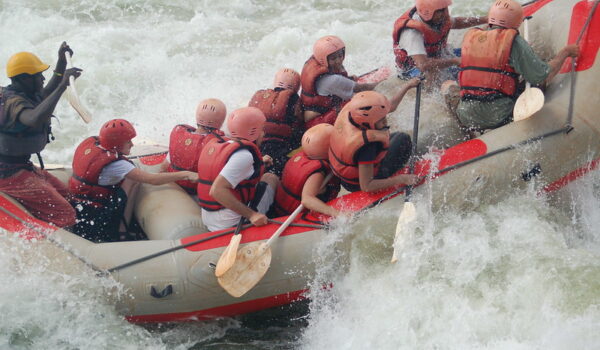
[249,68,302,176]
[167,98,226,193]
[0,43,82,227]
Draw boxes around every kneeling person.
[70,119,198,242]
[272,124,341,218]
[329,91,418,193]
[197,107,279,232]
[167,98,226,193]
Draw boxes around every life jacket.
[328,107,390,187]
[392,7,452,70]
[197,138,265,211]
[248,88,299,142]
[69,136,130,206]
[0,86,52,159]
[459,28,520,100]
[300,56,349,116]
[272,151,340,216]
[167,124,224,193]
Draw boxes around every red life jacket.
[196,138,265,211]
[167,124,224,193]
[459,28,520,100]
[300,56,349,116]
[248,88,300,142]
[272,151,340,216]
[392,7,452,70]
[69,136,129,206]
[328,107,390,188]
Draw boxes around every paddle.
[214,216,246,277]
[391,80,422,263]
[513,17,545,122]
[218,173,334,298]
[64,52,92,123]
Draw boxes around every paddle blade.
[66,85,92,123]
[513,87,545,121]
[215,234,242,277]
[391,201,416,263]
[218,242,272,298]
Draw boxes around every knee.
[260,172,279,189]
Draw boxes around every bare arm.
[42,42,71,98]
[353,81,379,92]
[210,175,267,226]
[452,16,488,29]
[412,54,461,74]
[125,168,197,186]
[389,78,421,113]
[358,163,418,193]
[301,172,339,217]
[544,44,580,85]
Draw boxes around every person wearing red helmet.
[70,119,198,242]
[328,89,420,193]
[0,42,81,227]
[271,124,341,218]
[166,98,226,194]
[393,0,487,81]
[300,35,380,129]
[248,68,303,176]
[197,107,279,232]
[455,0,579,132]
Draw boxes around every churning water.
[1,0,599,349]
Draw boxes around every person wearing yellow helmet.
[0,42,82,227]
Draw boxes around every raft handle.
[150,285,173,299]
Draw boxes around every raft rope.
[566,0,600,126]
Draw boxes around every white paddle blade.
[513,87,544,121]
[215,234,242,277]
[391,201,416,263]
[66,82,92,123]
[218,242,272,298]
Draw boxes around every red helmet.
[488,0,523,29]
[313,35,345,67]
[196,98,226,129]
[273,68,301,92]
[99,119,137,150]
[302,124,334,160]
[227,107,266,142]
[346,91,390,130]
[415,0,452,21]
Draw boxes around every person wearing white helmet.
[166,98,227,194]
[0,42,81,227]
[300,35,381,129]
[248,68,303,176]
[197,107,279,232]
[393,0,487,81]
[455,0,580,133]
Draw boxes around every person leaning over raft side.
[69,119,198,242]
[328,83,420,193]
[392,0,487,81]
[455,0,580,133]
[300,35,381,130]
[248,68,303,176]
[197,107,279,232]
[167,98,227,194]
[270,124,341,218]
[0,43,81,227]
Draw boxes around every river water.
[1,0,599,349]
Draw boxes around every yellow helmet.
[6,52,50,78]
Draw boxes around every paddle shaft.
[404,81,422,200]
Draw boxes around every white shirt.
[98,160,136,186]
[315,74,356,100]
[398,28,427,57]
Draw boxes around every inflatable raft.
[1,0,599,323]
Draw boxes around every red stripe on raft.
[524,0,556,17]
[0,195,57,240]
[541,157,600,193]
[560,0,600,73]
[125,289,307,323]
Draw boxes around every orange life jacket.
[69,136,129,206]
[272,151,340,216]
[167,124,224,193]
[328,108,390,187]
[459,28,520,100]
[248,88,300,142]
[392,7,452,70]
[196,138,265,211]
[300,56,349,115]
